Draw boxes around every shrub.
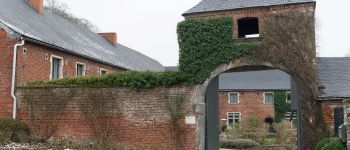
[220,139,259,149]
[0,118,29,144]
[316,138,345,150]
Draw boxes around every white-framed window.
[264,92,274,104]
[76,62,86,77]
[286,92,291,104]
[50,55,64,80]
[227,112,241,124]
[228,92,239,104]
[100,68,108,75]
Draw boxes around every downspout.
[11,37,25,119]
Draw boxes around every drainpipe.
[11,37,25,120]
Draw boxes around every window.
[228,92,239,104]
[50,55,63,80]
[238,17,259,38]
[264,92,274,104]
[76,62,86,77]
[100,68,108,75]
[227,112,241,124]
[286,92,291,103]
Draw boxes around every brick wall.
[318,99,344,135]
[219,91,275,127]
[17,86,197,150]
[184,3,315,40]
[0,28,125,118]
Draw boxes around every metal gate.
[334,107,344,136]
[205,76,219,150]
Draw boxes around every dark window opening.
[238,18,259,38]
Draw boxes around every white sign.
[185,116,196,125]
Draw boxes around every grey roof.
[0,0,164,71]
[165,66,178,71]
[317,57,350,98]
[219,69,291,91]
[184,0,315,15]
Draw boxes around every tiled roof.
[317,57,350,98]
[184,0,315,15]
[219,69,291,91]
[164,66,178,71]
[0,0,164,71]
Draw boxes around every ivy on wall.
[28,71,187,89]
[177,17,256,84]
[273,91,291,123]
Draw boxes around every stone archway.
[193,57,301,150]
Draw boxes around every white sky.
[60,0,350,66]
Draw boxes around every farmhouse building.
[0,0,164,118]
[317,57,350,136]
[218,69,291,126]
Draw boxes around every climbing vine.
[177,17,256,84]
[273,91,291,123]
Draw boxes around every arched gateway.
[178,0,325,149]
[192,58,301,150]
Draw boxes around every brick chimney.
[25,0,44,13]
[98,32,118,46]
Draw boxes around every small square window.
[264,93,274,104]
[228,93,239,104]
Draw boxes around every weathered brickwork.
[17,86,197,150]
[184,3,315,39]
[318,99,344,135]
[0,28,124,118]
[219,91,275,126]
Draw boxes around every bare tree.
[44,0,100,32]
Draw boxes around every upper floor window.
[76,62,86,77]
[264,92,274,104]
[286,92,291,104]
[228,92,239,104]
[50,55,63,80]
[238,17,259,38]
[100,68,108,75]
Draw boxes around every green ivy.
[273,91,291,123]
[177,17,256,84]
[27,71,187,89]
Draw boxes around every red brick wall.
[184,3,315,39]
[219,91,275,126]
[17,86,197,150]
[0,28,125,118]
[318,100,344,134]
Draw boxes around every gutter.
[11,37,25,119]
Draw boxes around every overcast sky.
[59,0,350,66]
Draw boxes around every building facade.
[218,70,291,127]
[0,0,164,118]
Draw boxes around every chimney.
[98,32,118,46]
[25,0,44,13]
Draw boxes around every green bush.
[28,71,187,89]
[316,138,345,150]
[274,91,291,123]
[220,139,259,149]
[0,118,29,144]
